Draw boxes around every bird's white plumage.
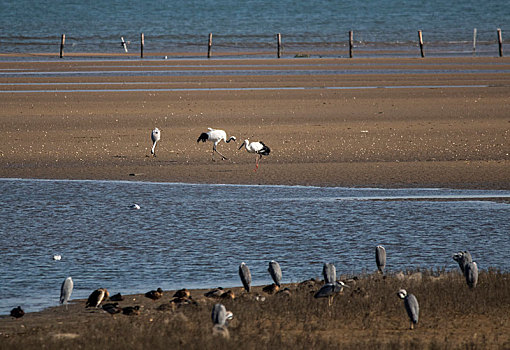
[60,277,73,306]
[151,127,161,156]
[240,140,265,154]
[130,204,140,210]
[197,128,236,160]
[53,255,62,261]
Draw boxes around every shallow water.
[0,178,509,315]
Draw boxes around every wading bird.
[453,250,472,273]
[211,303,234,338]
[151,127,161,157]
[375,245,386,274]
[323,263,336,284]
[465,261,479,288]
[60,277,73,309]
[314,281,349,306]
[86,288,109,308]
[239,262,252,293]
[130,204,140,210]
[197,128,236,161]
[238,139,270,170]
[397,289,419,330]
[268,260,282,287]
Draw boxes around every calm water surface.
[0,178,509,315]
[0,0,508,56]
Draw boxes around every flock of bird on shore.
[9,247,479,336]
[152,127,271,170]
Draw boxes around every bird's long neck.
[226,137,235,143]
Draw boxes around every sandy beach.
[0,57,509,189]
[1,56,509,348]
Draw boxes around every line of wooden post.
[140,33,144,58]
[349,30,353,58]
[208,33,213,58]
[418,30,425,57]
[59,34,65,58]
[497,28,503,57]
[55,29,504,59]
[472,28,477,55]
[276,33,282,58]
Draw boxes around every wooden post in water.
[472,28,477,55]
[497,28,503,57]
[418,30,425,58]
[59,34,65,58]
[277,33,282,58]
[207,33,213,58]
[349,30,353,58]
[140,33,144,58]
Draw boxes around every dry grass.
[1,269,509,349]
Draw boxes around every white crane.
[197,128,236,161]
[238,139,271,170]
[151,128,161,157]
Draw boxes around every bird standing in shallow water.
[397,289,419,330]
[238,139,270,170]
[197,128,236,161]
[151,127,161,157]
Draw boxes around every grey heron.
[211,303,234,338]
[322,263,336,284]
[197,128,236,161]
[268,260,282,287]
[375,245,386,274]
[10,306,24,319]
[145,288,163,301]
[238,139,271,170]
[452,250,472,273]
[464,261,479,288]
[314,281,348,306]
[86,288,109,308]
[239,262,252,293]
[151,127,161,157]
[60,277,73,309]
[397,289,419,330]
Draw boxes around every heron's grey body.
[60,277,73,308]
[268,260,282,287]
[322,263,336,284]
[464,261,479,288]
[239,262,252,292]
[375,245,386,274]
[398,289,419,329]
[452,250,472,273]
[314,281,348,306]
[211,303,233,338]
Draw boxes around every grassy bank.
[1,269,509,349]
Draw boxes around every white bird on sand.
[197,128,236,161]
[151,127,161,157]
[238,139,271,170]
[53,255,62,261]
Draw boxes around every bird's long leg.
[214,144,228,160]
[151,141,157,157]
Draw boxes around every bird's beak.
[238,143,243,150]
